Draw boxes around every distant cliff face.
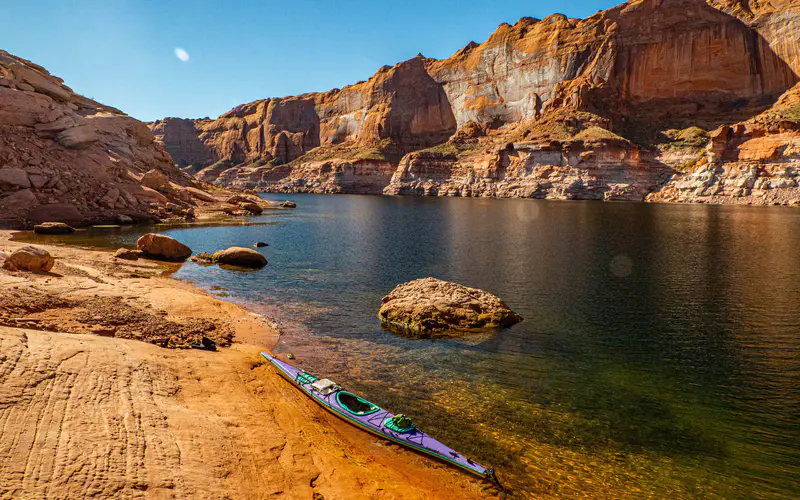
[152,0,800,205]
[149,117,216,171]
[161,56,458,176]
[0,51,210,228]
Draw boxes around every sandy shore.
[0,231,496,499]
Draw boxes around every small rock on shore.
[136,233,192,261]
[2,246,55,272]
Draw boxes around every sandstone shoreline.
[0,231,493,499]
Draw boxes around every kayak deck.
[260,352,493,479]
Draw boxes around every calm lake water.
[31,194,800,498]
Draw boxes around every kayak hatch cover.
[260,352,494,479]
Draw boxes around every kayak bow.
[260,352,494,479]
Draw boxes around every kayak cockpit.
[336,391,380,415]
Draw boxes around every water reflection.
[25,194,800,498]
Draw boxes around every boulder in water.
[378,277,522,337]
[33,222,75,235]
[211,247,267,268]
[190,252,213,264]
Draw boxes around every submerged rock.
[113,248,139,261]
[211,247,267,269]
[33,222,75,235]
[2,246,55,272]
[189,252,213,264]
[136,233,192,261]
[378,277,522,337]
[280,200,297,208]
[254,241,269,248]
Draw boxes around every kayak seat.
[336,391,380,416]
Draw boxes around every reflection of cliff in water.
[61,193,800,497]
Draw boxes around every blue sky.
[1,0,616,122]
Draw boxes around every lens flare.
[174,48,190,62]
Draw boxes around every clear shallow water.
[31,195,800,498]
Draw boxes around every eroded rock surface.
[0,50,218,228]
[378,277,522,337]
[151,0,800,205]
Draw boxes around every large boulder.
[184,186,217,202]
[33,222,75,235]
[136,233,191,261]
[378,277,522,337]
[2,246,55,272]
[0,167,32,188]
[141,169,169,190]
[211,247,267,268]
[0,189,38,215]
[55,124,98,148]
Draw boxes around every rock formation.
[152,0,800,205]
[378,278,523,338]
[0,50,219,228]
[136,233,192,261]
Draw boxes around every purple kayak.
[261,352,494,479]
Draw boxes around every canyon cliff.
[152,0,800,205]
[0,51,222,228]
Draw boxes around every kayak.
[260,352,495,479]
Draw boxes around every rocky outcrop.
[220,159,397,194]
[385,121,673,200]
[136,233,192,261]
[378,278,522,338]
[0,50,218,228]
[648,83,800,204]
[153,0,800,205]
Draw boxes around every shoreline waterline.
[5,192,800,498]
[0,229,494,499]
